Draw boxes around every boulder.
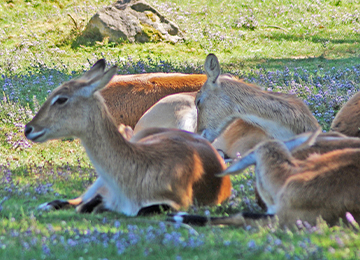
[83,0,184,44]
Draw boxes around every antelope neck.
[79,101,136,185]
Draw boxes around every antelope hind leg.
[38,177,107,212]
[76,194,107,214]
[38,197,83,211]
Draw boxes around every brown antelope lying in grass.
[331,91,360,137]
[24,59,232,216]
[40,70,206,212]
[196,54,320,144]
[169,129,360,228]
[101,72,206,128]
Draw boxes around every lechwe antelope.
[169,129,360,228]
[101,72,206,128]
[24,59,232,216]
[37,70,206,212]
[196,54,320,143]
[331,91,360,137]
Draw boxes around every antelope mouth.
[25,129,47,142]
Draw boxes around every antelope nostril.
[24,125,34,137]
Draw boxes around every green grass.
[1,0,359,75]
[1,0,360,259]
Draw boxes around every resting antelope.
[101,72,206,128]
[331,91,360,137]
[24,59,232,216]
[195,54,320,143]
[169,129,360,227]
[43,71,206,211]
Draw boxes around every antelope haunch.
[134,92,198,134]
[331,91,360,137]
[196,54,320,143]
[101,72,207,128]
[169,130,360,227]
[24,59,231,216]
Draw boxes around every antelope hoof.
[76,194,104,214]
[38,200,71,211]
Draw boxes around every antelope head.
[24,59,117,142]
[196,54,237,142]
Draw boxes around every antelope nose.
[24,125,34,137]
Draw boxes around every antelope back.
[101,73,207,128]
[292,131,360,160]
[331,91,360,137]
[134,92,198,134]
[196,54,319,143]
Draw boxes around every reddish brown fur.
[275,148,360,226]
[133,130,232,206]
[101,73,207,128]
[331,91,360,137]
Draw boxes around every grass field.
[1,0,360,259]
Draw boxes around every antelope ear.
[285,128,322,152]
[217,151,256,176]
[204,54,221,84]
[78,59,107,82]
[79,66,117,97]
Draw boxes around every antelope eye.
[55,97,68,105]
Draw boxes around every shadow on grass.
[2,54,359,108]
[223,56,360,74]
[264,32,360,45]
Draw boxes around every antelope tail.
[167,212,275,227]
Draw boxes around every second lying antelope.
[196,54,320,143]
[24,59,231,216]
[169,130,360,227]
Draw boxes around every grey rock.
[84,0,184,44]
